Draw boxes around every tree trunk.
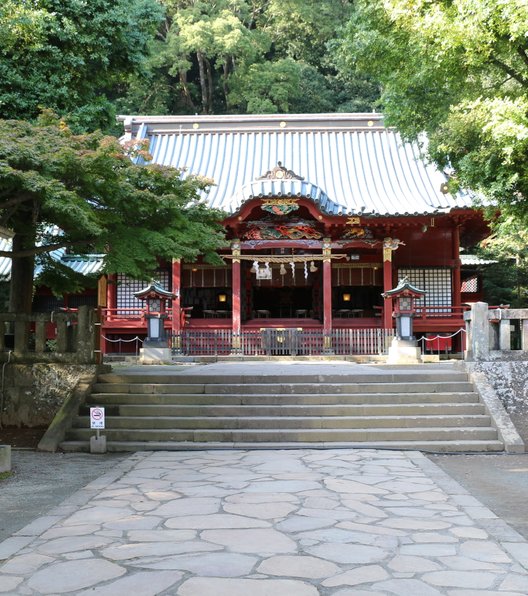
[179,70,196,111]
[196,50,209,114]
[206,58,214,113]
[9,230,36,314]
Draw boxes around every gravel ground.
[0,450,125,542]
[1,449,528,545]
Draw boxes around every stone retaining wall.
[466,360,528,444]
[0,364,102,427]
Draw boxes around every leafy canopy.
[340,0,528,224]
[117,0,379,116]
[0,0,164,132]
[0,113,227,295]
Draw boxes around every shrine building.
[98,113,488,356]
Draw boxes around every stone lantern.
[382,277,426,363]
[134,281,175,363]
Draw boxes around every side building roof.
[118,112,474,217]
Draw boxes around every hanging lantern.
[310,261,318,272]
[280,263,286,276]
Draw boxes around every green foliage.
[341,1,528,214]
[0,115,227,306]
[117,0,378,115]
[340,0,528,298]
[0,0,164,132]
[478,217,528,306]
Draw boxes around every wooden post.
[322,238,333,353]
[103,273,117,355]
[452,225,461,308]
[231,240,242,353]
[171,259,182,353]
[382,241,393,331]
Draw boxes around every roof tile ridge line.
[343,128,366,215]
[383,129,411,209]
[357,129,382,214]
[327,130,349,214]
[375,129,406,214]
[144,125,389,135]
[116,112,386,122]
[406,136,439,208]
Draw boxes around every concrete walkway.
[2,448,528,595]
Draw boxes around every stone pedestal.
[139,346,172,364]
[387,338,423,364]
[90,435,107,454]
[0,444,11,472]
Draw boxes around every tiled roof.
[119,113,474,216]
[460,254,497,266]
[0,239,104,282]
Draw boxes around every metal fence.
[173,328,394,357]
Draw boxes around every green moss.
[0,471,12,481]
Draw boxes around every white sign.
[90,407,105,429]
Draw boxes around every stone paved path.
[1,449,528,595]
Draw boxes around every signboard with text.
[90,407,105,430]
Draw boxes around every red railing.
[101,304,507,326]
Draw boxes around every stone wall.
[0,364,101,427]
[466,360,528,444]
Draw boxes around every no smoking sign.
[90,407,105,430]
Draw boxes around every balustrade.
[0,305,99,363]
[464,302,528,360]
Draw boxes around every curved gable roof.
[119,113,474,216]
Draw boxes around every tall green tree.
[340,0,528,225]
[0,0,164,132]
[117,0,378,115]
[0,114,226,313]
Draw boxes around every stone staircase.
[60,365,504,453]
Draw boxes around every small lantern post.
[134,281,176,363]
[382,277,426,364]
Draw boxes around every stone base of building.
[387,339,423,364]
[139,346,173,364]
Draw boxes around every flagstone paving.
[1,449,528,595]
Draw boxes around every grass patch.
[0,470,12,481]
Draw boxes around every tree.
[0,0,164,132]
[117,0,378,115]
[340,0,528,225]
[0,114,226,313]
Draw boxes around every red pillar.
[322,239,333,352]
[104,274,117,354]
[452,225,461,308]
[452,225,463,352]
[382,245,393,330]
[171,259,182,352]
[231,241,242,352]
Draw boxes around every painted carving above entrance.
[244,221,323,240]
[260,198,300,216]
[343,226,374,240]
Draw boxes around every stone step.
[97,371,470,385]
[87,391,481,406]
[58,363,503,453]
[91,381,475,395]
[82,402,486,417]
[59,439,505,453]
[73,414,492,430]
[65,426,499,443]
